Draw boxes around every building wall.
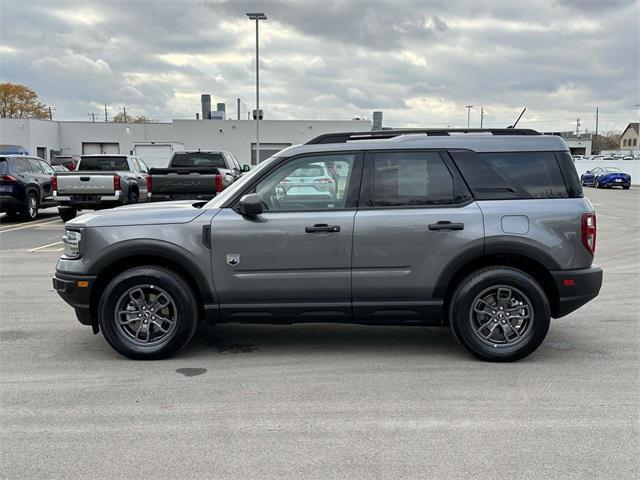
[1,118,371,166]
[620,128,639,150]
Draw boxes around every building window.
[623,139,627,146]
[634,138,638,146]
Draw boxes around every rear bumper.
[53,271,97,325]
[149,192,216,202]
[55,190,124,208]
[0,195,24,211]
[550,265,603,318]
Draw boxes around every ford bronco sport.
[53,129,603,361]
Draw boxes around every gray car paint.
[57,134,596,325]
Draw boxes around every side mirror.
[238,193,263,216]
[242,164,251,172]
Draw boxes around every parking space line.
[28,241,63,252]
[0,216,62,231]
[0,218,62,234]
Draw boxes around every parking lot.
[0,188,638,479]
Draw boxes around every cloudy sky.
[1,0,638,131]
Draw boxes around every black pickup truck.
[148,150,248,202]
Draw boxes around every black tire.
[59,207,77,222]
[128,189,138,204]
[99,266,199,360]
[595,181,601,188]
[22,192,39,220]
[449,267,550,362]
[623,185,630,190]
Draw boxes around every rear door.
[37,159,55,203]
[26,158,51,202]
[210,152,363,319]
[352,150,484,321]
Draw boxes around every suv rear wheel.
[22,193,39,220]
[98,266,199,360]
[449,267,550,362]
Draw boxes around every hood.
[67,200,211,228]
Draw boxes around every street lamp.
[465,105,473,128]
[247,12,267,165]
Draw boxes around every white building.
[0,117,372,167]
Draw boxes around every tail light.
[1,175,17,182]
[146,175,152,193]
[581,212,596,255]
[314,178,334,184]
[215,174,223,193]
[113,174,121,191]
[52,176,57,192]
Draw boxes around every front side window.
[251,154,357,211]
[364,151,455,207]
[39,160,55,175]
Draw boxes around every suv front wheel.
[98,266,199,360]
[449,267,550,362]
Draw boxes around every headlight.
[62,230,82,258]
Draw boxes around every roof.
[277,133,568,158]
[621,123,639,137]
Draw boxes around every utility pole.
[576,118,581,135]
[480,107,484,128]
[247,12,267,165]
[104,104,108,122]
[88,113,97,122]
[595,106,599,137]
[237,98,241,120]
[48,106,53,120]
[121,107,127,123]
[465,105,473,128]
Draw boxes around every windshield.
[79,156,130,171]
[290,165,326,177]
[171,152,226,168]
[205,155,282,208]
[603,167,621,172]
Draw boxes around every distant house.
[620,122,639,150]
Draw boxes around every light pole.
[247,12,267,165]
[465,105,473,128]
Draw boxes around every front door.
[210,152,363,320]
[352,150,484,321]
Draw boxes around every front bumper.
[53,271,97,325]
[551,265,603,318]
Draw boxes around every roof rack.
[306,128,540,144]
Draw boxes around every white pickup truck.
[53,154,150,221]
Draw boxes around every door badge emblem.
[226,254,240,266]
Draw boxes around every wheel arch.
[436,249,560,319]
[88,243,215,323]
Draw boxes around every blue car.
[580,167,631,189]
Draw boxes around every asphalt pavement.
[1,191,638,479]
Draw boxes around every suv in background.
[53,129,602,362]
[0,155,57,220]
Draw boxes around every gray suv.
[53,129,603,361]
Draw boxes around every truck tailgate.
[56,173,115,195]
[149,173,219,195]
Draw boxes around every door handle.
[428,221,464,231]
[305,224,340,233]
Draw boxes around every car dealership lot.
[1,190,638,479]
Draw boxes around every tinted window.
[78,156,130,171]
[39,160,55,175]
[137,158,149,173]
[27,158,43,173]
[9,158,31,174]
[451,150,569,199]
[171,152,226,168]
[253,154,356,211]
[365,151,455,207]
[0,159,7,174]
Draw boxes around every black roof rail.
[306,128,541,144]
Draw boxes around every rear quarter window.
[450,150,570,199]
[8,158,31,174]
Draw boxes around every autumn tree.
[112,112,156,123]
[0,83,50,119]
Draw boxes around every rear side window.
[8,158,30,174]
[78,156,130,171]
[363,151,457,207]
[171,152,226,168]
[450,150,569,199]
[27,158,44,173]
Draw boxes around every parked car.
[590,155,604,161]
[147,150,247,202]
[580,167,631,189]
[53,154,150,221]
[51,155,77,171]
[53,128,603,362]
[0,144,28,155]
[622,156,634,160]
[0,155,57,220]
[602,156,615,161]
[571,155,583,161]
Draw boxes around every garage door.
[82,142,120,154]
